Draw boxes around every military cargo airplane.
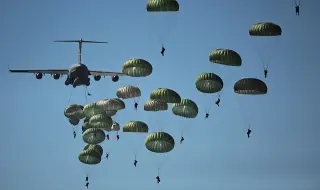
[9,38,126,88]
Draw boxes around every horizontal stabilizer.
[54,39,107,43]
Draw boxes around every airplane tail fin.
[54,38,107,64]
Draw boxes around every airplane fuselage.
[65,64,90,88]
[9,38,123,87]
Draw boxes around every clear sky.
[1,0,320,190]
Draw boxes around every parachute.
[234,78,268,95]
[83,103,105,119]
[208,48,242,105]
[209,48,242,67]
[172,98,198,137]
[249,22,282,36]
[83,144,104,157]
[64,104,85,119]
[88,113,113,130]
[123,121,149,133]
[145,132,175,153]
[79,145,103,165]
[122,58,153,77]
[172,99,198,118]
[144,99,168,112]
[145,132,175,177]
[146,0,179,12]
[196,73,224,93]
[234,78,268,132]
[196,73,224,114]
[122,121,149,162]
[82,121,92,133]
[96,98,125,111]
[116,86,141,99]
[82,128,106,145]
[249,22,282,72]
[146,0,180,45]
[150,88,181,103]
[78,147,102,165]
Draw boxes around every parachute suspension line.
[219,68,237,97]
[157,168,160,176]
[263,56,271,70]
[204,94,213,113]
[147,11,179,46]
[180,127,187,140]
[133,152,137,160]
[293,0,300,7]
[67,88,73,105]
[252,40,270,71]
[154,112,164,132]
[83,87,88,104]
[134,97,140,104]
[156,152,171,171]
[234,95,250,130]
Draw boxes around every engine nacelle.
[35,73,43,79]
[112,75,119,82]
[94,75,101,81]
[53,74,60,80]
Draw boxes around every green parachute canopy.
[104,110,118,117]
[64,104,84,119]
[123,121,149,133]
[146,0,179,12]
[83,144,104,157]
[88,113,113,130]
[150,88,181,103]
[78,149,101,165]
[144,99,168,112]
[249,22,282,36]
[234,78,268,95]
[83,103,105,119]
[113,98,126,110]
[172,99,198,118]
[122,58,153,77]
[96,98,125,111]
[196,73,223,93]
[209,48,242,66]
[116,86,141,99]
[82,121,92,133]
[145,132,175,153]
[82,128,106,144]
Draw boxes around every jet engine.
[112,75,119,82]
[53,74,60,80]
[94,75,101,81]
[35,73,43,79]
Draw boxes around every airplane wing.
[9,69,69,75]
[89,70,127,76]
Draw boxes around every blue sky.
[1,0,320,190]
